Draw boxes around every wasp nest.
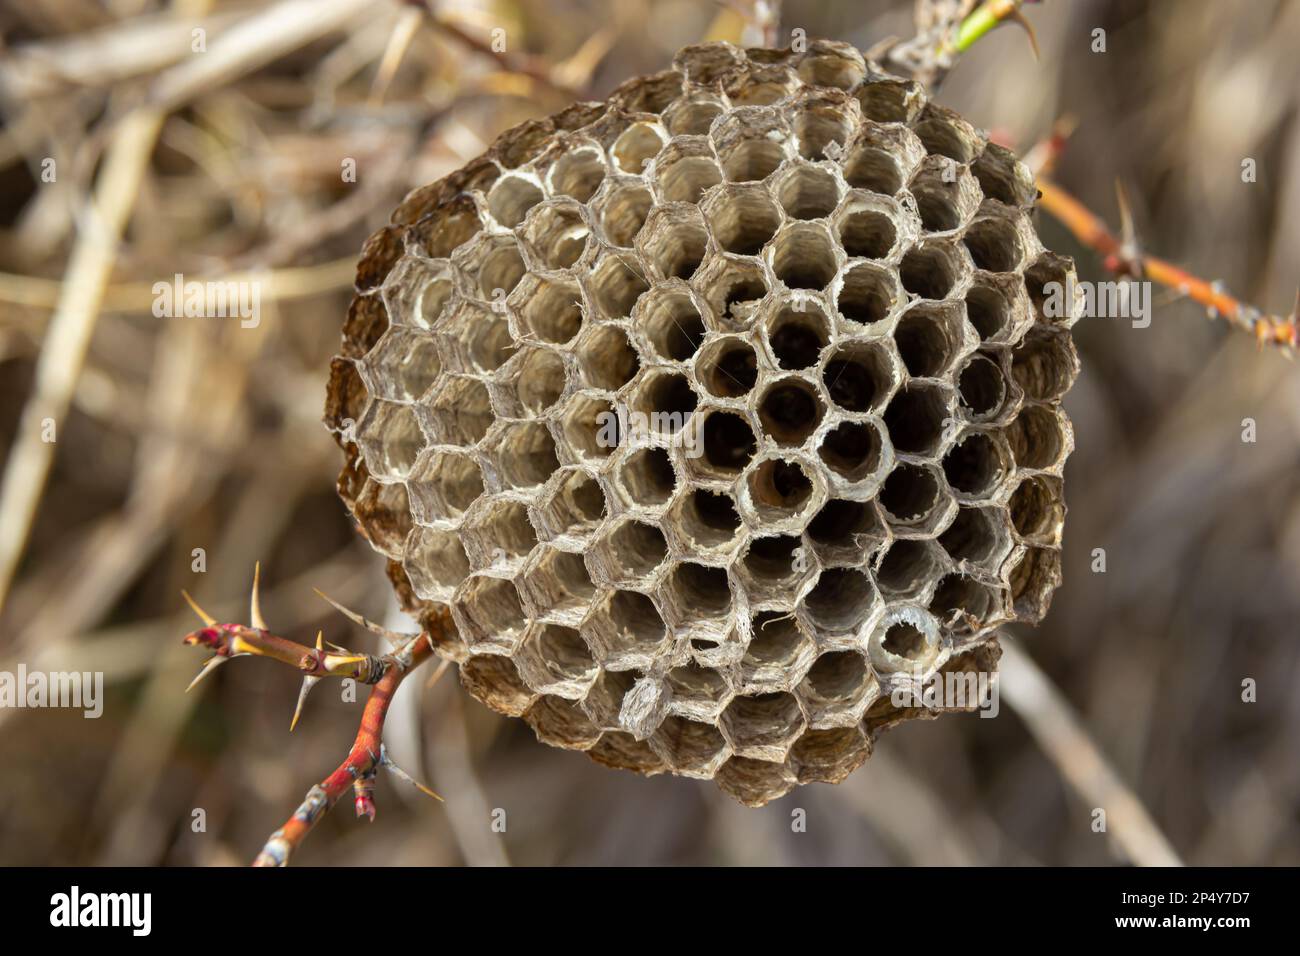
[326,40,1080,805]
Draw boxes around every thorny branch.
[874,0,1039,89]
[180,565,446,866]
[1024,122,1299,353]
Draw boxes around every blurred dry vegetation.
[0,0,1297,866]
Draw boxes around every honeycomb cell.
[330,40,1078,805]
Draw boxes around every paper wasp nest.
[325,41,1080,805]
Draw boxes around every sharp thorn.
[181,590,217,627]
[290,674,321,732]
[1008,9,1040,59]
[425,657,452,689]
[379,745,443,802]
[312,588,414,647]
[186,655,228,693]
[250,561,267,631]
[315,630,324,651]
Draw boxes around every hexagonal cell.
[802,567,877,634]
[914,104,982,164]
[638,204,709,281]
[842,140,903,194]
[964,214,1027,274]
[758,375,824,447]
[615,446,676,509]
[695,256,770,328]
[876,538,947,601]
[716,754,796,805]
[557,394,620,462]
[836,200,901,261]
[769,222,839,290]
[716,124,789,183]
[637,287,706,362]
[381,258,455,332]
[519,546,598,624]
[349,477,412,559]
[582,590,671,668]
[878,461,946,528]
[452,575,529,654]
[854,76,926,123]
[894,301,970,378]
[360,327,441,402]
[1024,251,1081,326]
[1008,545,1062,621]
[943,431,1010,499]
[355,399,424,480]
[514,347,567,416]
[611,120,668,175]
[464,235,527,301]
[654,139,723,203]
[403,526,471,602]
[520,200,591,271]
[588,253,650,319]
[882,382,950,457]
[721,691,806,761]
[909,158,982,234]
[745,455,816,522]
[1008,474,1065,545]
[930,573,1005,632]
[798,650,878,727]
[957,352,1007,421]
[410,195,483,259]
[818,419,885,483]
[703,182,782,255]
[775,164,840,220]
[1006,405,1070,471]
[938,506,1009,571]
[806,497,886,565]
[797,43,866,89]
[535,467,606,541]
[791,94,854,160]
[516,623,598,698]
[526,693,602,749]
[899,239,966,300]
[663,95,726,137]
[582,668,638,729]
[661,561,733,632]
[691,409,758,477]
[486,173,544,228]
[868,605,943,677]
[665,661,732,721]
[461,310,516,373]
[629,369,697,438]
[493,421,560,490]
[513,274,584,345]
[462,498,538,571]
[590,507,667,580]
[741,611,816,691]
[598,182,653,247]
[965,280,1015,342]
[459,652,536,717]
[765,300,829,370]
[576,324,640,392]
[973,141,1037,206]
[727,65,801,107]
[425,376,493,446]
[588,730,667,774]
[791,725,872,783]
[822,340,896,413]
[652,716,730,777]
[696,335,758,399]
[406,450,483,523]
[834,261,899,327]
[670,488,743,552]
[547,146,607,202]
[1011,327,1078,402]
[738,535,806,600]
